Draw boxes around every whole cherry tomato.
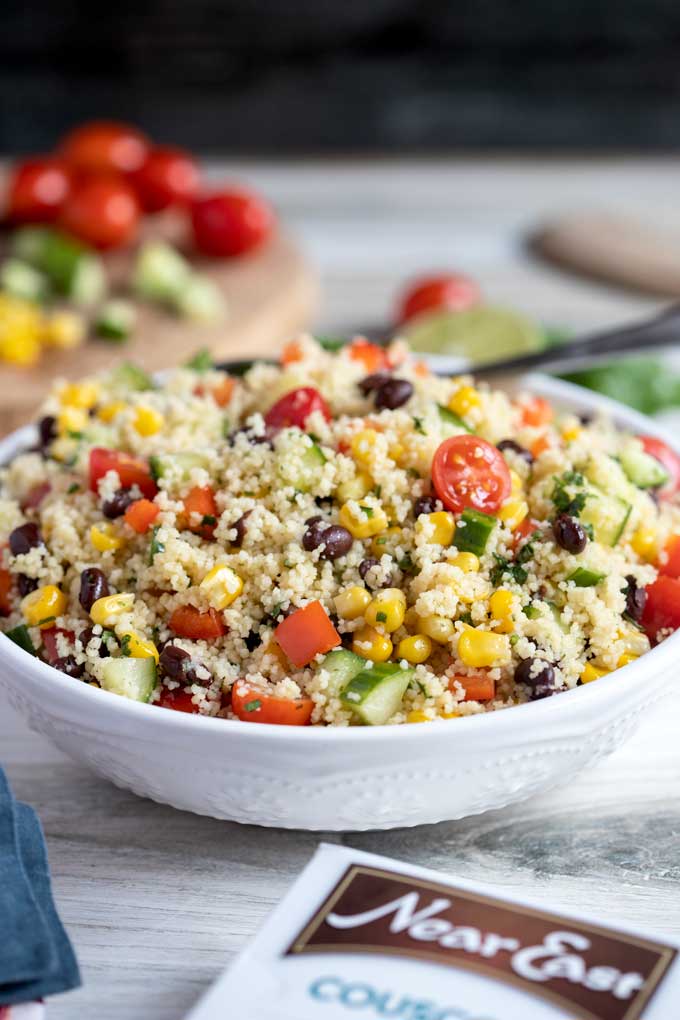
[131,146,200,212]
[59,120,149,175]
[639,435,680,500]
[5,157,72,224]
[264,387,331,430]
[396,273,481,325]
[59,175,140,249]
[431,435,511,514]
[191,188,275,257]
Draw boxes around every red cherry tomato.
[169,606,226,641]
[59,120,149,175]
[157,688,201,714]
[59,174,140,249]
[264,387,331,430]
[396,273,481,325]
[639,435,680,500]
[89,448,157,500]
[231,680,314,725]
[131,146,200,212]
[432,435,512,514]
[0,568,12,616]
[642,575,680,642]
[5,157,72,224]
[191,188,275,257]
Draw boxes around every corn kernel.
[417,511,455,546]
[120,631,159,663]
[133,406,164,437]
[418,615,455,645]
[458,627,510,668]
[448,385,480,418]
[44,311,86,350]
[60,380,100,410]
[200,564,244,609]
[441,711,461,719]
[352,625,393,662]
[406,710,430,724]
[371,526,402,558]
[631,527,658,563]
[334,586,371,620]
[397,633,432,664]
[57,405,89,436]
[448,551,480,573]
[617,653,638,668]
[350,429,378,467]
[90,593,135,626]
[581,662,608,684]
[98,401,127,424]
[21,585,67,628]
[365,588,406,633]
[0,330,42,366]
[90,522,125,553]
[338,501,388,540]
[490,589,514,633]
[562,425,582,442]
[389,442,405,463]
[498,498,529,532]
[336,471,372,502]
[509,470,524,495]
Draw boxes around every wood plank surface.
[2,157,680,1020]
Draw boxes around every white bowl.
[1,375,678,830]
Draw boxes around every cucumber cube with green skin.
[108,361,154,392]
[320,648,366,697]
[567,567,606,587]
[580,487,632,547]
[101,658,157,702]
[341,662,414,725]
[174,275,226,324]
[149,451,211,482]
[437,404,472,434]
[13,227,105,305]
[454,508,496,556]
[4,624,37,655]
[95,299,137,342]
[619,439,670,490]
[133,241,191,303]
[0,258,50,303]
[276,433,327,492]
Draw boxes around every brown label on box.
[287,865,676,1020]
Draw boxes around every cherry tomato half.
[396,273,481,325]
[642,574,680,642]
[157,688,201,714]
[264,387,331,430]
[639,435,680,500]
[59,174,140,249]
[660,534,680,578]
[431,435,512,514]
[231,680,314,725]
[168,606,226,641]
[191,188,275,257]
[5,157,72,224]
[89,448,157,500]
[131,146,200,213]
[0,568,12,616]
[59,120,149,175]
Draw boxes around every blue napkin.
[0,766,80,1005]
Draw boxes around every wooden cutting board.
[0,212,318,436]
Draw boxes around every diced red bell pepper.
[182,485,218,538]
[0,568,12,616]
[642,575,680,643]
[42,627,75,665]
[274,600,341,667]
[660,535,680,578]
[513,517,540,549]
[450,673,496,702]
[124,498,160,534]
[280,339,304,365]
[89,448,157,500]
[169,605,226,640]
[194,376,235,407]
[231,680,314,725]
[348,338,389,374]
[157,688,201,714]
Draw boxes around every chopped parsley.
[67,482,81,494]
[184,348,213,372]
[491,553,529,586]
[372,484,382,498]
[360,505,374,518]
[67,430,84,441]
[398,552,417,575]
[202,514,217,526]
[37,615,56,627]
[412,416,426,435]
[376,611,387,623]
[551,471,589,518]
[120,634,132,657]
[244,699,262,713]
[458,611,473,626]
[149,525,165,564]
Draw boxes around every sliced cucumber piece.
[276,432,327,492]
[101,658,157,702]
[95,299,136,342]
[149,451,211,482]
[108,361,154,392]
[320,648,366,698]
[4,624,37,655]
[341,662,414,725]
[133,240,191,303]
[0,258,49,302]
[454,508,496,555]
[567,567,606,587]
[29,229,105,305]
[175,275,226,323]
[437,404,472,434]
[580,487,632,547]
[183,348,214,372]
[620,438,670,490]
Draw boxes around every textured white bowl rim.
[2,369,679,746]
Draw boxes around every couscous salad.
[2,336,680,726]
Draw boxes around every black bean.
[374,378,414,410]
[497,439,534,466]
[17,574,38,598]
[302,520,328,551]
[305,514,324,526]
[38,415,57,449]
[358,557,393,589]
[244,631,261,653]
[78,626,110,658]
[553,513,587,554]
[102,488,134,519]
[624,574,647,623]
[515,658,555,699]
[231,511,252,547]
[319,525,353,560]
[413,495,437,517]
[159,644,202,684]
[53,655,85,679]
[9,522,43,556]
[228,426,274,449]
[79,567,110,612]
[358,372,391,396]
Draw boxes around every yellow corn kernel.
[57,405,89,436]
[489,589,514,633]
[60,380,100,410]
[44,310,86,350]
[417,511,455,546]
[350,429,378,468]
[352,625,393,663]
[90,593,135,626]
[418,614,455,645]
[133,406,164,437]
[441,711,461,719]
[90,522,125,553]
[581,662,608,684]
[617,653,638,669]
[458,627,510,668]
[336,471,372,502]
[334,586,371,620]
[365,588,406,633]
[120,631,159,663]
[498,498,529,532]
[338,501,388,540]
[562,425,582,443]
[0,330,42,366]
[397,633,433,665]
[509,470,524,495]
[200,564,244,610]
[631,527,658,563]
[448,385,480,418]
[448,551,480,573]
[98,401,127,424]
[406,710,430,724]
[21,585,67,629]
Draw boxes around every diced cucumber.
[183,348,214,372]
[133,240,191,303]
[620,438,670,489]
[522,604,541,620]
[149,524,165,565]
[584,456,637,503]
[174,275,226,323]
[149,451,211,481]
[14,228,105,305]
[95,299,136,342]
[580,487,631,547]
[11,226,52,264]
[108,361,154,392]
[454,508,496,555]
[276,433,327,492]
[567,567,606,587]
[0,258,50,302]
[341,662,414,725]
[437,404,472,434]
[320,648,366,698]
[101,658,157,702]
[4,624,37,655]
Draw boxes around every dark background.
[3,0,680,155]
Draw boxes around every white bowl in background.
[0,374,677,830]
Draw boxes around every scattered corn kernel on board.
[0,212,318,436]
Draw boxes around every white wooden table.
[3,158,680,1019]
